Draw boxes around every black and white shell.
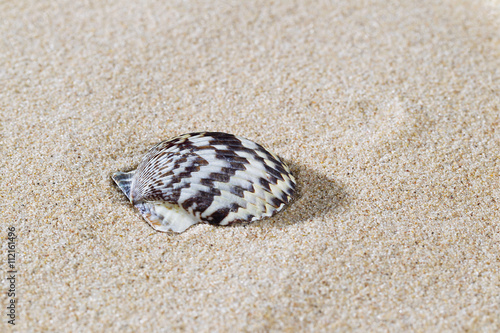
[112,132,296,233]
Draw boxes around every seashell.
[112,132,296,233]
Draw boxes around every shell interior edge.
[136,202,199,233]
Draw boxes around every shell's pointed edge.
[112,170,136,201]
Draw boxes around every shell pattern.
[112,132,296,233]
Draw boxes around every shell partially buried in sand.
[112,132,296,233]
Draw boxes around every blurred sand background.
[1,0,499,331]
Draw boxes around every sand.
[1,0,499,331]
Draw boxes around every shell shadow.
[248,159,348,229]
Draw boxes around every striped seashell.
[112,132,296,233]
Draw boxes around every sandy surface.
[1,0,499,331]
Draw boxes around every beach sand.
[1,0,499,331]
